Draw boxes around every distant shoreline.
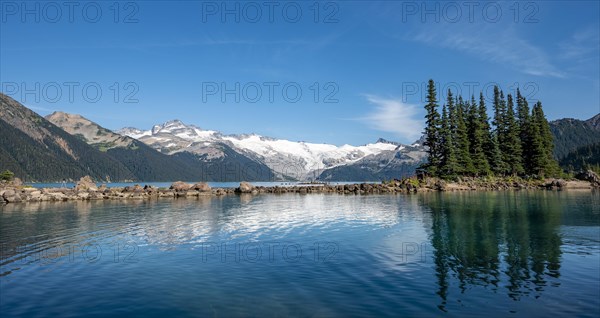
[21,181,380,189]
[1,176,597,204]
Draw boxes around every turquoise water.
[1,191,599,317]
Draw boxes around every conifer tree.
[529,104,548,177]
[492,86,506,131]
[503,94,524,175]
[439,104,459,178]
[493,88,510,175]
[447,91,458,155]
[480,92,503,174]
[455,95,475,175]
[531,101,560,177]
[516,89,532,174]
[467,95,490,175]
[423,79,441,176]
[420,81,561,180]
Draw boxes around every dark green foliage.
[492,86,506,130]
[422,79,441,176]
[426,192,562,309]
[439,104,459,178]
[559,142,600,174]
[467,95,490,176]
[421,81,564,180]
[550,115,600,160]
[492,87,509,174]
[529,102,561,177]
[0,169,14,181]
[489,135,505,175]
[502,94,524,175]
[480,93,503,174]
[0,117,134,182]
[105,140,204,181]
[171,146,275,182]
[455,96,475,175]
[516,89,532,173]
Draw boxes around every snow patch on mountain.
[119,119,421,180]
[118,127,151,139]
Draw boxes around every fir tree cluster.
[422,79,560,179]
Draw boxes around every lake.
[1,191,599,317]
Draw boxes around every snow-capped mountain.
[116,127,152,139]
[118,119,427,180]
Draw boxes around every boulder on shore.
[75,176,98,191]
[12,178,23,187]
[577,170,600,187]
[434,179,447,191]
[236,182,254,193]
[192,182,211,192]
[2,189,22,203]
[170,181,192,192]
[544,179,566,190]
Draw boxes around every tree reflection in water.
[422,191,562,311]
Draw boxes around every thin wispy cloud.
[559,26,600,60]
[358,95,424,143]
[412,24,564,78]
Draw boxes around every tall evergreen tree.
[529,104,548,177]
[455,95,475,175]
[447,91,458,158]
[420,81,560,180]
[516,89,532,174]
[493,88,510,174]
[531,101,560,177]
[439,104,459,178]
[467,95,490,175]
[492,86,506,130]
[480,92,503,174]
[423,79,441,176]
[502,94,524,175]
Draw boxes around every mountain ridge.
[117,119,423,180]
[3,92,597,182]
[45,111,274,182]
[0,93,135,181]
[549,113,600,159]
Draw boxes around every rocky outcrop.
[543,179,567,190]
[0,176,596,205]
[75,176,98,191]
[192,183,211,192]
[577,170,600,187]
[169,181,192,192]
[12,178,23,187]
[2,189,23,203]
[235,182,255,194]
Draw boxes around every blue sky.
[1,1,599,145]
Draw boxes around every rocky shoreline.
[1,173,598,204]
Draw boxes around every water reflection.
[1,192,598,317]
[422,192,566,311]
[0,194,411,272]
